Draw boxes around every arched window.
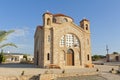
[63,18,68,22]
[59,34,80,47]
[47,53,50,60]
[47,18,51,25]
[87,54,89,61]
[86,24,88,30]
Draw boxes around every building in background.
[4,53,33,63]
[106,53,120,62]
[34,12,92,68]
[4,53,24,62]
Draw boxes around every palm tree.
[0,30,17,48]
[0,30,17,63]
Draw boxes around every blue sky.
[0,0,120,55]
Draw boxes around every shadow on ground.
[0,63,35,68]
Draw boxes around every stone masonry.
[34,12,92,68]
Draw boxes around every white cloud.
[1,26,34,54]
[5,27,32,42]
[2,43,34,54]
[10,27,30,37]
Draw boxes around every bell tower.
[80,18,90,33]
[42,12,53,27]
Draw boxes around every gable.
[54,22,85,37]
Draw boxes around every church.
[34,12,92,68]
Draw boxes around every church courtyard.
[0,62,120,80]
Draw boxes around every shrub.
[0,50,6,63]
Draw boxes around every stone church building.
[34,12,92,68]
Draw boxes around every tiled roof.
[44,12,74,20]
[80,18,89,23]
[44,12,52,15]
[53,14,67,17]
[44,12,67,17]
[37,25,43,29]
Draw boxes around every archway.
[66,49,74,66]
[47,18,51,25]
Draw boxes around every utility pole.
[106,45,109,62]
[106,45,109,54]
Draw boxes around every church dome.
[53,13,74,23]
[43,12,74,24]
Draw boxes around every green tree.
[0,30,17,63]
[113,52,119,54]
[92,55,100,61]
[23,54,28,61]
[0,49,5,63]
[92,55,106,61]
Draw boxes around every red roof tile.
[53,14,67,17]
[80,19,89,23]
[37,25,43,29]
[43,12,74,21]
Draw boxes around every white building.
[4,53,33,63]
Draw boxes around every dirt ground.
[0,62,120,80]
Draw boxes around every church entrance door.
[67,49,74,66]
